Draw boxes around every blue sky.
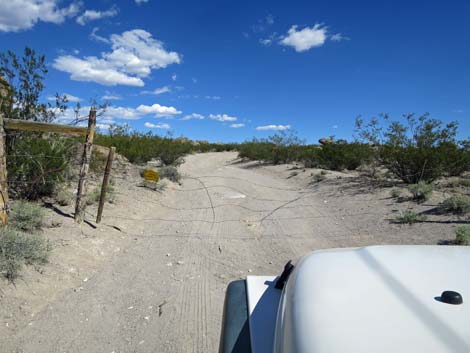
[1,0,469,143]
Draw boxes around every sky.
[0,0,469,143]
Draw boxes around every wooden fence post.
[74,108,96,223]
[96,147,115,224]
[0,78,10,225]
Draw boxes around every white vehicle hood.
[273,245,470,353]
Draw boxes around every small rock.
[176,261,184,265]
[83,277,88,282]
[248,269,253,273]
[166,262,173,267]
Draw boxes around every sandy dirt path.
[4,152,367,353]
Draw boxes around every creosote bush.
[455,225,470,245]
[441,195,470,215]
[0,227,50,280]
[10,201,45,232]
[356,114,469,183]
[159,166,181,183]
[395,210,427,224]
[408,182,433,202]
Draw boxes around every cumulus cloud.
[140,86,171,95]
[144,122,170,129]
[48,93,81,102]
[280,24,327,52]
[136,103,181,118]
[256,124,291,131]
[0,0,81,32]
[205,95,221,100]
[53,29,181,86]
[209,114,237,122]
[171,73,177,81]
[76,6,118,25]
[181,113,204,121]
[229,123,244,128]
[135,0,149,3]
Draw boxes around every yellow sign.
[143,169,159,182]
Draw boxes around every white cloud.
[144,122,170,129]
[256,124,291,131]
[48,93,81,102]
[141,86,171,95]
[53,55,145,86]
[54,29,181,86]
[330,33,349,42]
[135,0,149,3]
[90,27,110,44]
[0,0,81,32]
[280,24,327,52]
[205,95,221,100]
[209,114,237,122]
[229,123,244,128]
[181,113,204,121]
[171,73,177,81]
[102,93,121,100]
[76,6,118,25]
[105,106,142,120]
[136,103,181,118]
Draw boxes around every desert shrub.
[459,179,470,188]
[95,125,215,165]
[312,173,326,182]
[86,184,116,205]
[316,141,374,171]
[89,149,108,174]
[9,201,44,232]
[55,189,73,206]
[6,135,74,200]
[395,210,427,224]
[0,227,50,280]
[438,142,470,177]
[159,166,181,183]
[390,188,402,198]
[441,195,470,215]
[408,182,433,202]
[455,225,470,245]
[356,114,468,183]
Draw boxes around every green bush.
[455,225,470,245]
[7,135,74,200]
[395,210,427,224]
[408,182,433,202]
[159,166,181,183]
[0,227,50,280]
[356,114,469,183]
[316,142,374,171]
[441,195,470,215]
[10,201,45,232]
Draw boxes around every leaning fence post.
[74,108,96,223]
[0,78,10,225]
[96,146,115,224]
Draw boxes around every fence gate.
[0,80,99,224]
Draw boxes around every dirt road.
[3,152,453,353]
